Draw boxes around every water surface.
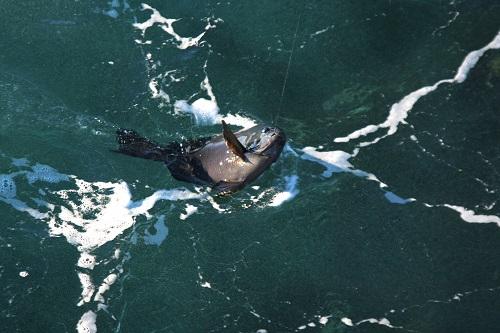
[1,1,500,332]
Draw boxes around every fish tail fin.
[115,129,170,162]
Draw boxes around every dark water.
[1,1,500,332]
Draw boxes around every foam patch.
[0,174,16,198]
[27,163,70,184]
[175,98,220,125]
[144,215,169,245]
[180,204,198,220]
[78,253,97,270]
[76,310,97,333]
[301,147,353,177]
[269,175,299,207]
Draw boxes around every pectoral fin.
[222,120,248,161]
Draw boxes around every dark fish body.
[116,123,286,194]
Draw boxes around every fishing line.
[274,12,302,125]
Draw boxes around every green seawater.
[1,1,500,332]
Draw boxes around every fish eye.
[262,127,271,133]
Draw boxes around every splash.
[269,175,299,207]
[174,75,220,125]
[174,66,220,126]
[173,72,257,129]
[174,97,258,129]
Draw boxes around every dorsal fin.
[222,120,248,161]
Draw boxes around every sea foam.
[133,4,218,50]
[334,30,500,146]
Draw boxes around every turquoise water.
[1,1,500,332]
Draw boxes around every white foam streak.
[133,4,177,36]
[444,204,500,226]
[129,188,204,216]
[94,273,118,303]
[357,318,397,328]
[454,31,500,83]
[334,30,500,145]
[148,78,170,102]
[301,146,353,176]
[341,317,399,329]
[134,4,217,49]
[201,74,217,101]
[310,24,335,37]
[335,79,452,144]
[424,202,500,226]
[200,281,212,288]
[77,272,95,306]
[384,80,451,136]
[341,317,353,326]
[334,124,379,144]
[207,195,227,212]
